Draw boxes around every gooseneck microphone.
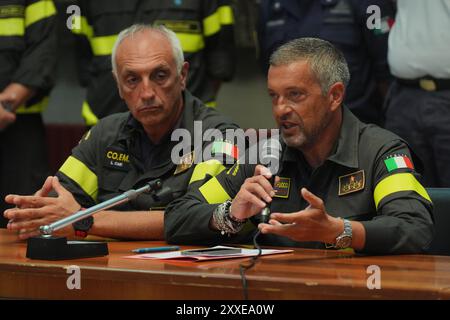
[27,179,171,260]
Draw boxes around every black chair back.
[427,188,450,256]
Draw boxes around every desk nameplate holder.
[26,179,170,260]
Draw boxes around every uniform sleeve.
[360,139,434,254]
[356,0,395,81]
[201,0,236,81]
[55,123,103,209]
[12,0,57,91]
[165,144,257,245]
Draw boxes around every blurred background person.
[257,0,395,125]
[384,0,450,187]
[0,0,57,228]
[71,0,236,126]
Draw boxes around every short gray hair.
[111,24,184,75]
[269,38,350,95]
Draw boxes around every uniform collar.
[327,106,360,169]
[281,106,361,169]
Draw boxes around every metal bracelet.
[212,200,245,236]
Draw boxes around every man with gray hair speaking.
[165,38,433,254]
[3,24,238,240]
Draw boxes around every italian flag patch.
[384,155,414,172]
[211,141,239,160]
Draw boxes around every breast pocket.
[140,0,200,21]
[97,168,129,201]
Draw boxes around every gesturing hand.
[258,188,343,244]
[4,176,81,239]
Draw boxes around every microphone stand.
[26,179,164,260]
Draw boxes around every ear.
[179,61,189,90]
[327,82,345,112]
[112,71,123,99]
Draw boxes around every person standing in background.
[257,0,395,125]
[0,0,57,228]
[71,0,236,126]
[384,0,450,187]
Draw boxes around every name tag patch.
[104,148,130,171]
[339,170,365,196]
[273,177,291,198]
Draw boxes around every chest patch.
[174,151,195,175]
[273,177,291,198]
[339,170,365,196]
[104,148,130,171]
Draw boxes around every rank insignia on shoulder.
[339,170,365,196]
[79,129,91,144]
[273,177,291,198]
[174,151,195,175]
[384,154,414,172]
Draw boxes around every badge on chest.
[338,170,365,196]
[273,177,291,198]
[104,148,130,171]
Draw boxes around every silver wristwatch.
[334,218,352,249]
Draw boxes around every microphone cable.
[239,229,263,300]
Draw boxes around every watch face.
[336,236,352,249]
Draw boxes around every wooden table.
[1,230,450,299]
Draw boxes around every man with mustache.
[3,24,238,240]
[165,38,433,254]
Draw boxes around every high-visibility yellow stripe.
[81,101,99,126]
[203,10,221,37]
[205,101,217,108]
[203,5,234,37]
[16,97,48,114]
[25,0,56,28]
[218,5,234,25]
[71,15,93,38]
[90,34,118,56]
[0,18,24,36]
[176,33,204,53]
[373,173,431,209]
[89,32,203,55]
[59,156,98,201]
[199,177,231,204]
[189,160,226,184]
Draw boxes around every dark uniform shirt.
[258,0,395,124]
[56,90,239,212]
[165,107,434,254]
[72,0,236,125]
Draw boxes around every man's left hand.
[3,176,81,239]
[258,187,343,244]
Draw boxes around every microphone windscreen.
[260,138,282,175]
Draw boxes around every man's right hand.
[0,103,16,131]
[229,165,275,221]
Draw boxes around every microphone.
[27,179,167,260]
[259,138,282,223]
[40,179,164,236]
